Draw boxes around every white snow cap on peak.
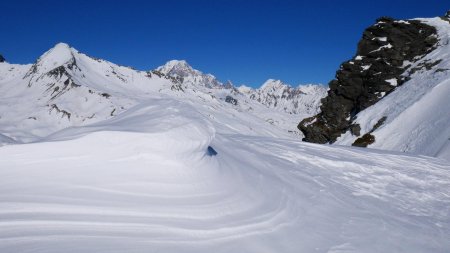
[166,59,188,66]
[53,42,71,49]
[35,42,76,72]
[166,59,189,67]
[260,79,287,90]
[158,59,193,73]
[44,42,74,57]
[156,59,222,88]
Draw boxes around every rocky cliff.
[298,16,439,145]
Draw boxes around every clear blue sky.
[0,0,447,87]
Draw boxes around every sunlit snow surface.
[0,99,449,253]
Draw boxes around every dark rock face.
[298,17,438,144]
[352,133,375,147]
[225,95,238,105]
[0,54,5,63]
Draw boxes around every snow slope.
[335,17,450,159]
[0,98,449,253]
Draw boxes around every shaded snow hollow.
[0,99,449,253]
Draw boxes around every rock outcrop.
[298,16,439,144]
[0,54,5,63]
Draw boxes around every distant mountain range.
[0,43,327,143]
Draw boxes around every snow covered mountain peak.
[157,59,192,73]
[156,59,222,88]
[50,42,72,51]
[260,79,286,91]
[24,42,79,82]
[36,42,75,69]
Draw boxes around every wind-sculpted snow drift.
[0,98,449,253]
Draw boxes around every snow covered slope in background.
[0,45,326,143]
[0,98,449,253]
[335,17,450,159]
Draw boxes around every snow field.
[0,99,449,252]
